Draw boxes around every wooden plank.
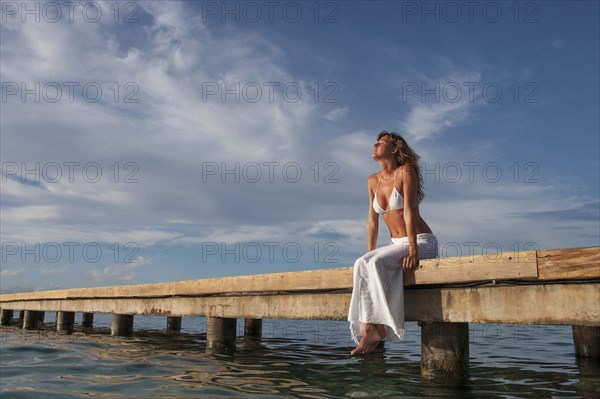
[537,246,600,280]
[2,283,598,326]
[406,249,538,285]
[0,250,538,302]
[0,246,596,303]
[0,268,355,302]
[409,283,600,326]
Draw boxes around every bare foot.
[351,324,385,356]
[375,324,387,339]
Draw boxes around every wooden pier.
[1,245,598,381]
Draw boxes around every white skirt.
[347,233,438,344]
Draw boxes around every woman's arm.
[401,165,419,269]
[366,175,379,252]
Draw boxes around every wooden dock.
[1,245,598,381]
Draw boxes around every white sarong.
[347,233,438,344]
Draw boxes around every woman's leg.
[349,234,439,355]
[348,243,410,355]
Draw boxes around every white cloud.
[324,106,349,122]
[0,268,25,278]
[0,205,63,223]
[329,130,376,175]
[87,255,147,283]
[40,266,68,275]
[0,226,182,247]
[398,72,481,143]
[1,2,596,293]
[0,0,320,249]
[402,100,472,143]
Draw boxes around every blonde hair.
[377,130,425,202]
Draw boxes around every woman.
[348,131,438,356]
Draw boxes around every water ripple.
[1,322,598,398]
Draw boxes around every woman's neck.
[378,160,399,179]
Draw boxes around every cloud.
[39,266,68,275]
[506,201,600,222]
[87,255,147,283]
[0,226,182,247]
[399,72,482,143]
[1,2,597,292]
[324,106,349,121]
[402,101,472,143]
[174,219,364,249]
[0,268,25,278]
[539,39,566,50]
[329,130,375,175]
[0,205,63,223]
[0,0,321,246]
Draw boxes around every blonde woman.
[348,131,438,356]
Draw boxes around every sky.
[0,0,598,293]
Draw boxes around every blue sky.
[1,0,598,293]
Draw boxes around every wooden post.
[1,309,13,325]
[82,313,94,329]
[244,318,262,340]
[23,310,41,330]
[206,317,237,355]
[111,314,134,336]
[56,311,75,334]
[572,325,600,358]
[167,316,182,333]
[420,322,469,382]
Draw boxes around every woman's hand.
[401,248,419,270]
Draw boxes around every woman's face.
[372,136,395,160]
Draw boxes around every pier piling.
[111,314,134,336]
[244,318,262,340]
[167,316,182,333]
[82,313,94,329]
[420,322,470,382]
[23,310,41,330]
[56,311,75,334]
[1,309,13,325]
[572,325,600,358]
[206,317,237,355]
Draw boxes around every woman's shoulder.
[368,171,381,180]
[397,164,417,178]
[368,172,381,184]
[367,172,380,189]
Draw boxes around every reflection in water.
[1,321,599,398]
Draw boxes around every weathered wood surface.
[2,284,598,325]
[0,246,597,326]
[0,267,355,301]
[3,246,596,302]
[404,249,538,285]
[537,246,599,280]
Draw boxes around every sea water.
[1,314,598,398]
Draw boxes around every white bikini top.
[373,168,404,214]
